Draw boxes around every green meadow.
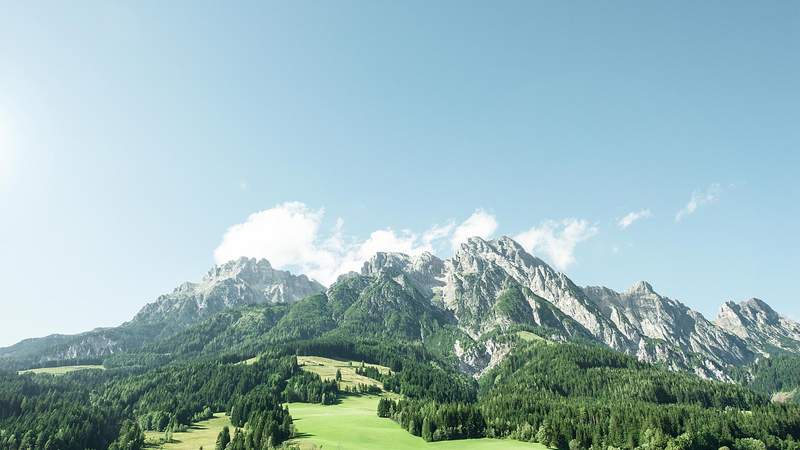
[144,413,231,449]
[287,395,547,450]
[144,356,546,449]
[297,355,391,390]
[18,365,104,375]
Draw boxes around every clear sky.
[1,1,798,347]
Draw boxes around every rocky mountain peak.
[715,301,750,339]
[361,251,444,277]
[715,298,800,356]
[740,298,781,322]
[716,298,781,327]
[361,252,412,276]
[626,281,655,296]
[133,257,324,331]
[204,257,272,283]
[360,251,445,298]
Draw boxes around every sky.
[0,1,798,347]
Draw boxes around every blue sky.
[0,1,798,346]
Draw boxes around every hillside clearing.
[297,355,391,390]
[18,365,105,375]
[772,389,798,403]
[516,331,544,342]
[144,413,230,449]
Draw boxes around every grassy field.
[147,355,545,449]
[516,330,544,342]
[237,355,261,365]
[144,413,230,449]
[18,365,104,375]
[287,395,547,450]
[297,355,391,390]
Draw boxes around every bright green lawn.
[287,395,548,450]
[18,365,105,375]
[144,413,230,450]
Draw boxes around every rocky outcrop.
[715,298,800,356]
[584,282,754,368]
[439,237,637,352]
[133,257,324,329]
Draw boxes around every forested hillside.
[4,243,800,450]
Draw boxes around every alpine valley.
[3,237,800,450]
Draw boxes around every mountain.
[715,298,800,355]
[0,257,323,368]
[4,236,800,383]
[347,237,740,378]
[133,257,324,332]
[440,237,632,344]
[583,282,754,379]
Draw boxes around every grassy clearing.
[772,389,798,403]
[18,365,105,375]
[237,356,261,365]
[287,395,547,450]
[516,331,544,342]
[144,413,230,449]
[297,355,391,390]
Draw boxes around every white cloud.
[422,221,455,248]
[213,202,328,271]
[214,202,476,285]
[617,209,652,229]
[450,209,498,250]
[675,183,722,222]
[514,219,598,270]
[215,204,597,284]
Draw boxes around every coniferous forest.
[3,307,800,450]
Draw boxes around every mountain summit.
[133,257,324,332]
[715,298,800,355]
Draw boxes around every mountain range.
[2,235,799,382]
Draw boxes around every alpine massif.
[4,236,798,380]
[3,236,800,450]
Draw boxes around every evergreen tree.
[215,426,231,450]
[422,417,433,442]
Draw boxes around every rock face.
[584,282,756,364]
[715,298,800,355]
[441,237,632,348]
[360,252,445,298]
[133,258,324,330]
[583,282,755,378]
[357,237,798,379]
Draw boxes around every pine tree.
[215,426,231,450]
[422,417,433,442]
